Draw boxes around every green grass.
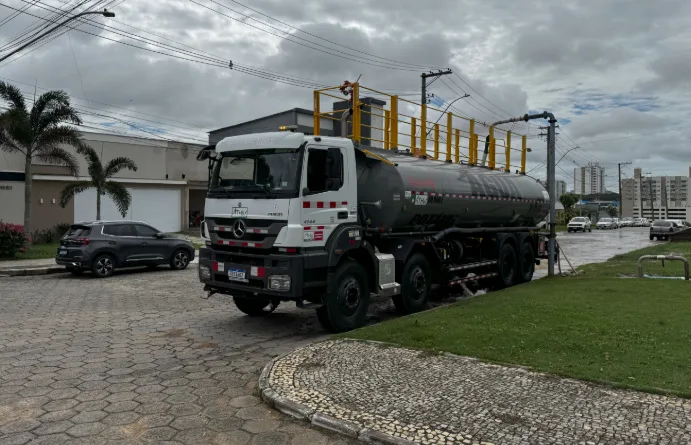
[344,242,691,397]
[0,243,59,261]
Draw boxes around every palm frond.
[0,107,32,151]
[104,157,138,178]
[104,181,131,217]
[0,81,27,112]
[35,103,82,136]
[30,90,76,131]
[59,181,92,208]
[33,126,94,172]
[35,146,81,176]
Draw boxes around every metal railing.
[313,82,531,174]
[637,255,689,280]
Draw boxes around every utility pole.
[618,162,631,218]
[0,10,115,62]
[421,69,453,105]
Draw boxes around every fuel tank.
[355,148,549,230]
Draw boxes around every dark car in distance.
[55,221,196,278]
[649,219,685,241]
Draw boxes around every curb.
[258,350,419,445]
[0,266,66,277]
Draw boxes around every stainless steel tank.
[355,148,549,230]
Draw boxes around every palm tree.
[0,82,87,235]
[59,145,138,219]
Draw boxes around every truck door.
[301,145,356,245]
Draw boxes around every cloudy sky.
[1,0,690,190]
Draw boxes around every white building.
[0,132,207,232]
[621,168,690,220]
[555,180,567,199]
[574,162,605,196]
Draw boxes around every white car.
[620,217,634,227]
[567,217,592,233]
[635,218,650,227]
[596,218,616,229]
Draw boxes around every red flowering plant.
[0,222,29,257]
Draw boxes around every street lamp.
[0,10,115,63]
[425,94,470,138]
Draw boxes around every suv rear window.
[653,220,671,227]
[63,225,91,238]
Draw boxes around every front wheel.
[393,253,431,315]
[316,260,370,333]
[233,297,278,316]
[170,249,191,270]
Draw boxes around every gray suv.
[55,221,196,278]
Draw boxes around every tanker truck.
[196,128,550,332]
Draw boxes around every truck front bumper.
[197,247,326,299]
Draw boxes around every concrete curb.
[0,266,66,277]
[258,347,420,445]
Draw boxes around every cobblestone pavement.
[265,340,691,445]
[0,268,358,445]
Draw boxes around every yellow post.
[521,135,527,174]
[352,82,360,142]
[469,120,475,165]
[420,103,427,157]
[454,129,460,163]
[411,118,417,155]
[446,112,452,162]
[313,91,320,136]
[384,110,390,150]
[505,131,511,172]
[488,126,496,169]
[433,123,440,159]
[473,134,480,165]
[391,96,399,150]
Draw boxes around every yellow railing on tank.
[313,82,531,174]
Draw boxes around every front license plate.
[59,250,67,256]
[227,268,247,282]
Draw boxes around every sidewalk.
[260,339,691,445]
[0,251,199,276]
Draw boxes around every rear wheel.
[495,243,517,289]
[316,259,370,333]
[91,254,115,278]
[170,249,190,270]
[233,297,278,316]
[516,242,535,284]
[393,253,431,315]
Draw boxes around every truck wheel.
[233,297,278,316]
[650,235,654,241]
[316,260,370,333]
[516,243,535,284]
[393,253,431,315]
[494,244,517,289]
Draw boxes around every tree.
[559,193,578,210]
[607,205,618,218]
[0,82,87,235]
[59,145,138,219]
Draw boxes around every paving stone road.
[0,268,357,445]
[0,228,655,445]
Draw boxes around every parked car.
[612,218,621,228]
[55,221,196,278]
[567,217,592,232]
[596,218,616,229]
[620,217,634,227]
[633,218,648,227]
[649,220,684,241]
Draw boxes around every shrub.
[0,222,29,257]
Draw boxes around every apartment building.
[621,168,690,220]
[573,162,605,196]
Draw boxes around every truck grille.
[206,217,287,250]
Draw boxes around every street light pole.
[0,10,115,63]
[425,94,470,138]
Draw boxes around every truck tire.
[516,242,535,284]
[393,253,431,315]
[494,243,517,289]
[233,297,278,316]
[316,259,370,333]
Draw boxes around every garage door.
[74,187,182,232]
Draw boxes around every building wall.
[628,167,691,221]
[30,180,74,231]
[209,111,297,144]
[555,180,567,199]
[0,178,24,225]
[574,162,605,195]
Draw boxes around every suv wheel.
[91,254,115,278]
[170,249,190,270]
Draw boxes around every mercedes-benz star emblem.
[232,219,246,239]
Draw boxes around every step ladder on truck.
[195,82,550,333]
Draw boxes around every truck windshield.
[209,148,302,198]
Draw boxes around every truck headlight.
[199,265,211,280]
[268,275,291,291]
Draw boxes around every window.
[103,224,136,236]
[306,148,343,194]
[134,225,159,237]
[63,225,91,238]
